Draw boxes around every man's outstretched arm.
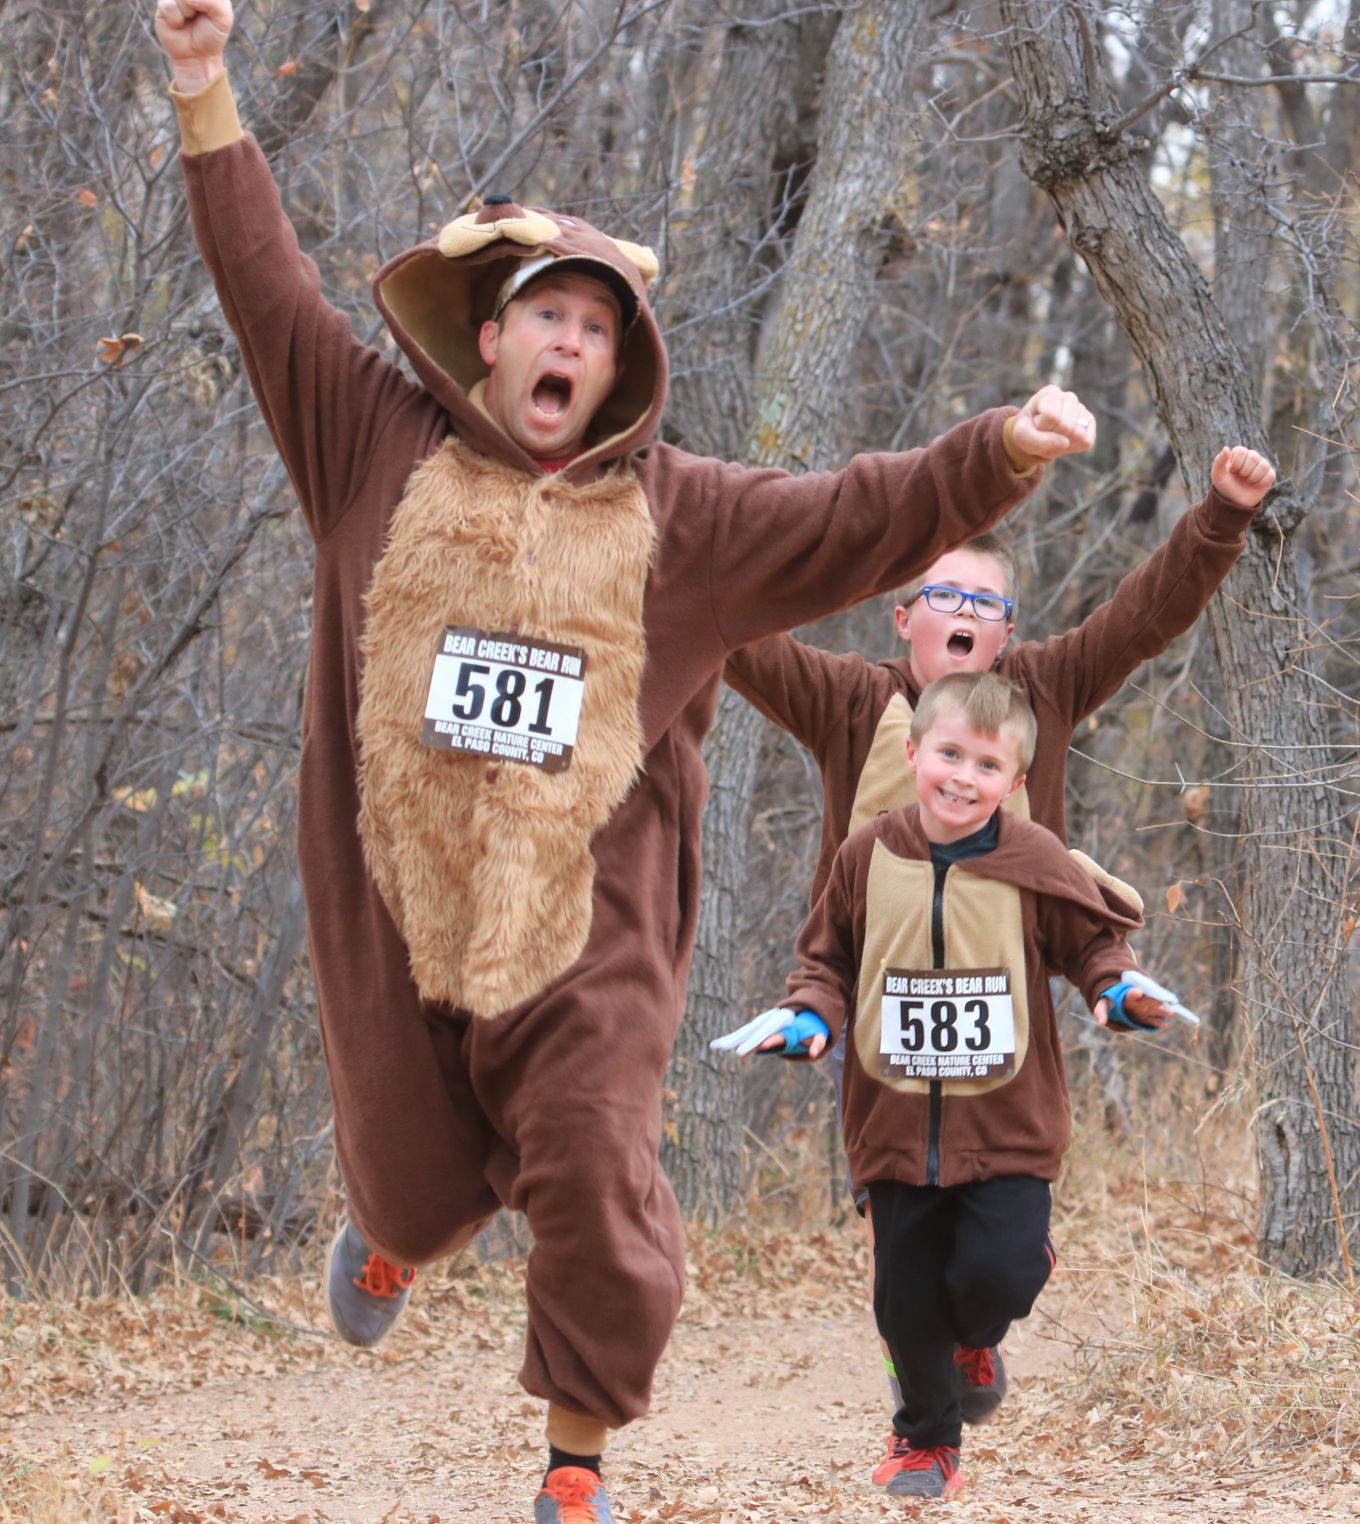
[643,386,1094,653]
[155,0,423,541]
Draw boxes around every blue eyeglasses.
[911,585,1014,621]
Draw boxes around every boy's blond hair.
[897,530,1018,609]
[910,671,1036,772]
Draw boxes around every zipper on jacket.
[926,860,947,1186]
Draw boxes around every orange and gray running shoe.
[955,1343,1008,1423]
[323,1219,415,1348]
[877,1441,964,1499]
[534,1466,615,1522]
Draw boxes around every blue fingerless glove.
[773,1009,830,1057]
[1100,981,1158,1031]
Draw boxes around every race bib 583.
[879,966,1016,1081]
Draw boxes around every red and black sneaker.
[872,1433,913,1488]
[878,1441,964,1499]
[955,1343,1008,1424]
[534,1465,615,1522]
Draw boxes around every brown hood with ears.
[373,196,668,480]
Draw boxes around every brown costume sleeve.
[1035,892,1138,1015]
[1020,487,1256,722]
[722,637,872,752]
[782,838,869,1041]
[173,74,424,542]
[640,410,1038,650]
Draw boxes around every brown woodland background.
[2,0,1357,1299]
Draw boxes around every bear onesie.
[172,72,1042,1428]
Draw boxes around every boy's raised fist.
[154,0,234,90]
[1211,445,1276,510]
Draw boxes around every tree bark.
[665,0,926,1220]
[656,0,806,1220]
[1000,0,1359,1279]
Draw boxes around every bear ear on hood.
[608,236,660,288]
[1068,848,1145,919]
[437,199,562,260]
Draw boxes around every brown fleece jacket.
[725,487,1257,903]
[785,808,1141,1189]
[170,74,1044,1427]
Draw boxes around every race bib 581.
[420,626,587,774]
[879,966,1016,1081]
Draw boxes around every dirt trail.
[8,1222,1359,1523]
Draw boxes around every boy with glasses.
[722,443,1276,1478]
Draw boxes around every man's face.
[905,710,1026,843]
[895,548,1014,689]
[478,272,622,459]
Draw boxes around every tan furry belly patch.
[356,439,655,1017]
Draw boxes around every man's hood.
[373,196,667,478]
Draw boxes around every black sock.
[546,1446,602,1482]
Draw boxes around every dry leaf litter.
[4,1106,1358,1523]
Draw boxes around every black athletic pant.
[868,1175,1055,1449]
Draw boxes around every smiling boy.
[722,445,1275,1453]
[722,672,1175,1500]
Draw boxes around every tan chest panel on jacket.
[853,841,1031,1097]
[356,438,655,1017]
[848,691,1031,834]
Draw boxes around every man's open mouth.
[532,372,575,418]
[946,629,975,658]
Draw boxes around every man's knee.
[351,1176,499,1267]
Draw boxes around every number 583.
[896,997,991,1053]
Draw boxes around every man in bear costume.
[155,1,1097,1515]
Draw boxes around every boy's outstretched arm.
[723,637,869,754]
[1030,445,1276,723]
[709,845,863,1059]
[777,844,866,1044]
[1037,890,1144,1031]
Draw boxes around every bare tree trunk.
[1000,0,1359,1279]
[656,0,806,1220]
[666,0,927,1220]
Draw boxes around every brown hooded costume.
[171,73,1043,1428]
[724,485,1258,903]
[782,808,1143,1191]
[782,806,1144,1456]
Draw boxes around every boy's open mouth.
[947,630,975,658]
[532,372,575,417]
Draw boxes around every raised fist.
[1210,445,1276,511]
[1009,384,1096,464]
[154,0,233,90]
